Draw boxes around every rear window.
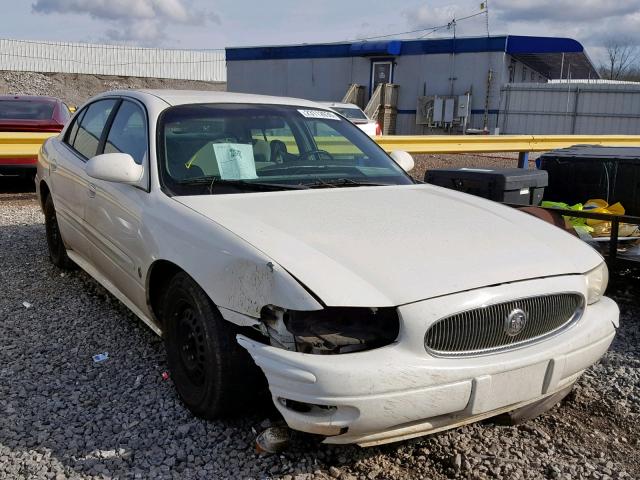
[332,107,368,121]
[0,100,55,120]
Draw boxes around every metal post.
[517,152,529,169]
[609,217,619,264]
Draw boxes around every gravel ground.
[0,173,639,480]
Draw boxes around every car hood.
[175,185,601,307]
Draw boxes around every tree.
[600,39,639,80]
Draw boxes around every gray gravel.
[0,70,225,108]
[0,177,638,479]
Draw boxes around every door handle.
[88,183,96,198]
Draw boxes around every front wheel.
[44,194,76,270]
[162,272,263,418]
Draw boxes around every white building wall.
[227,51,512,134]
[0,38,226,82]
[228,57,371,101]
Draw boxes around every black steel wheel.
[44,194,75,270]
[162,272,263,418]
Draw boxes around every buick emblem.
[505,309,527,336]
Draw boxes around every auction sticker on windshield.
[298,109,340,121]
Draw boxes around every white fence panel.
[499,82,640,134]
[0,38,226,82]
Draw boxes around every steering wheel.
[297,149,334,162]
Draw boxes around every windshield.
[158,103,413,195]
[0,100,55,120]
[332,106,369,121]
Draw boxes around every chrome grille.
[424,293,584,357]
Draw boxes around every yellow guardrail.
[373,135,640,154]
[2,132,640,161]
[0,132,57,158]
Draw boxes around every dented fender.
[215,257,323,321]
[145,195,324,328]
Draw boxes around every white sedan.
[321,102,380,136]
[36,90,618,446]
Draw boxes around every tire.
[162,272,264,419]
[44,194,76,270]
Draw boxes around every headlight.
[260,306,400,354]
[585,262,609,305]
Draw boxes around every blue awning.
[226,35,598,78]
[349,40,402,56]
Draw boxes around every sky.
[2,0,640,65]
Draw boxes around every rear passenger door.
[83,99,151,314]
[52,98,118,262]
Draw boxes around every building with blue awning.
[226,35,598,134]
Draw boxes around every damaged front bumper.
[238,275,619,446]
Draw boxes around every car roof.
[0,95,61,103]
[101,89,333,110]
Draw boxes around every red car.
[0,95,71,176]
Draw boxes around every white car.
[36,90,618,447]
[321,102,380,136]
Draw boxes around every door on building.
[371,61,393,94]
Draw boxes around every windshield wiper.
[304,178,391,188]
[176,177,308,193]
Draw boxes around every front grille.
[424,293,584,357]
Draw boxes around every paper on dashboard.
[213,143,258,179]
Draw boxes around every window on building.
[508,60,516,83]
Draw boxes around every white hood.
[176,185,601,307]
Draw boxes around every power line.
[352,9,487,43]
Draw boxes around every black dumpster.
[538,146,640,216]
[424,167,548,205]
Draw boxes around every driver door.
[83,99,151,314]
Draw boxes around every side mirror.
[390,150,415,173]
[86,153,144,186]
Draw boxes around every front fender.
[145,196,323,326]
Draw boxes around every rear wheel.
[44,194,76,270]
[162,272,263,418]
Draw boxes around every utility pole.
[449,17,457,96]
[481,1,490,37]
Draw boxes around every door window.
[104,101,148,165]
[371,61,393,92]
[64,108,86,147]
[72,99,118,159]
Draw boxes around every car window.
[103,101,148,165]
[72,99,118,159]
[65,108,86,147]
[250,120,300,165]
[159,103,412,195]
[305,119,364,159]
[0,100,55,120]
[331,106,368,121]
